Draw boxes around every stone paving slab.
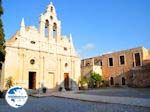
[52,92,150,108]
[31,93,53,98]
[78,88,150,98]
[30,91,73,98]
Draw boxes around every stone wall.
[81,47,150,87]
[127,64,150,87]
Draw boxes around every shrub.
[79,76,88,86]
[79,76,89,90]
[0,90,7,98]
[91,72,102,82]
[90,72,102,88]
[5,76,14,89]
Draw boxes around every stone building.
[81,47,150,87]
[0,2,80,90]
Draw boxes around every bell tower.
[39,2,61,42]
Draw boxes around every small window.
[86,63,90,66]
[64,47,67,51]
[30,41,36,44]
[51,7,53,12]
[45,20,49,28]
[134,53,141,66]
[50,16,53,20]
[53,23,57,31]
[109,58,113,66]
[100,61,103,66]
[95,61,102,66]
[120,55,125,65]
[65,63,68,67]
[30,59,35,65]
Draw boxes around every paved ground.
[0,88,150,112]
[0,96,150,112]
[77,88,150,98]
[53,91,150,107]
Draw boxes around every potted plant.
[5,76,14,89]
[58,86,62,91]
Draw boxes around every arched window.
[65,63,68,67]
[45,20,49,37]
[53,23,57,38]
[51,7,53,12]
[50,16,53,20]
[110,77,114,85]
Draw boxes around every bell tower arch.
[39,2,61,42]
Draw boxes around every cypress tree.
[0,0,5,67]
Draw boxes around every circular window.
[65,63,68,67]
[30,59,35,65]
[50,16,53,20]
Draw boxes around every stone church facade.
[0,3,80,90]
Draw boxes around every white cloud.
[77,43,95,58]
[82,43,95,50]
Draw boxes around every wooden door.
[64,73,69,90]
[29,72,36,89]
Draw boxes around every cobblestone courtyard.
[77,88,150,98]
[0,96,150,112]
[0,88,150,112]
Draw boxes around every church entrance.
[29,72,36,89]
[64,73,69,90]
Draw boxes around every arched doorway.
[29,72,36,89]
[110,77,114,85]
[64,73,69,90]
[122,77,126,85]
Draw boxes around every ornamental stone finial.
[21,18,25,27]
[50,2,53,5]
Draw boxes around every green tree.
[90,72,102,88]
[91,72,102,82]
[0,0,5,66]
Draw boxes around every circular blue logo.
[5,86,28,108]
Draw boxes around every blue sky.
[2,0,150,58]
